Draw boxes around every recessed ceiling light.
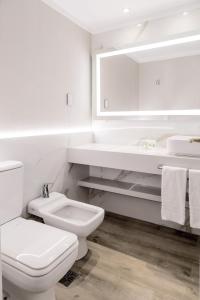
[136,23,142,27]
[183,11,189,16]
[123,8,131,14]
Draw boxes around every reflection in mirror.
[101,55,139,111]
[99,38,200,113]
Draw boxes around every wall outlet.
[104,98,109,109]
[66,93,73,107]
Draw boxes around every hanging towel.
[161,166,187,225]
[189,169,200,228]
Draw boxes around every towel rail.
[158,164,189,170]
[158,164,189,178]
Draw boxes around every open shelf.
[78,176,161,202]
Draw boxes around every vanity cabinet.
[68,143,200,234]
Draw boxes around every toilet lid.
[1,217,77,276]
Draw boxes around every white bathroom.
[0,0,200,299]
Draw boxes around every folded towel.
[161,166,187,225]
[189,170,200,228]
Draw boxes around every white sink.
[167,136,200,157]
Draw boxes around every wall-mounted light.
[0,127,92,140]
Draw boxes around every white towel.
[161,166,187,225]
[189,169,200,228]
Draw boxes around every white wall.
[0,0,92,209]
[0,0,91,132]
[0,133,92,214]
[101,55,139,111]
[100,54,200,112]
[0,1,92,296]
[139,54,200,110]
[0,0,94,234]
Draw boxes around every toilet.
[28,192,105,260]
[0,161,79,300]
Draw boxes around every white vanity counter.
[68,143,200,174]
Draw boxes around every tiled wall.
[0,131,93,216]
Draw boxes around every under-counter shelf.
[78,176,161,202]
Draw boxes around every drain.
[59,270,79,287]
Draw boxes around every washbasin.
[167,136,200,157]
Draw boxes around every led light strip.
[96,34,200,117]
[97,34,200,58]
[0,127,92,139]
[97,110,200,116]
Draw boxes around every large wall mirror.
[94,34,200,117]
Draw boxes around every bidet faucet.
[42,183,51,198]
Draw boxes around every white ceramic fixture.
[28,192,105,260]
[167,136,200,157]
[0,161,78,300]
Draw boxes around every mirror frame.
[93,33,200,118]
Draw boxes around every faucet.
[42,183,51,198]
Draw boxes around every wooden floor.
[56,213,200,300]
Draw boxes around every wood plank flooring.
[56,213,200,300]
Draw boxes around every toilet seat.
[1,217,78,277]
[2,217,78,293]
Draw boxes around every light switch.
[66,93,72,106]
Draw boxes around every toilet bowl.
[0,161,79,300]
[29,192,105,259]
[1,217,78,300]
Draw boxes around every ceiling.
[42,0,200,34]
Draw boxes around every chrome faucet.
[42,184,51,198]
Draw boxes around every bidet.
[28,192,105,259]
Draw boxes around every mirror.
[95,34,200,116]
